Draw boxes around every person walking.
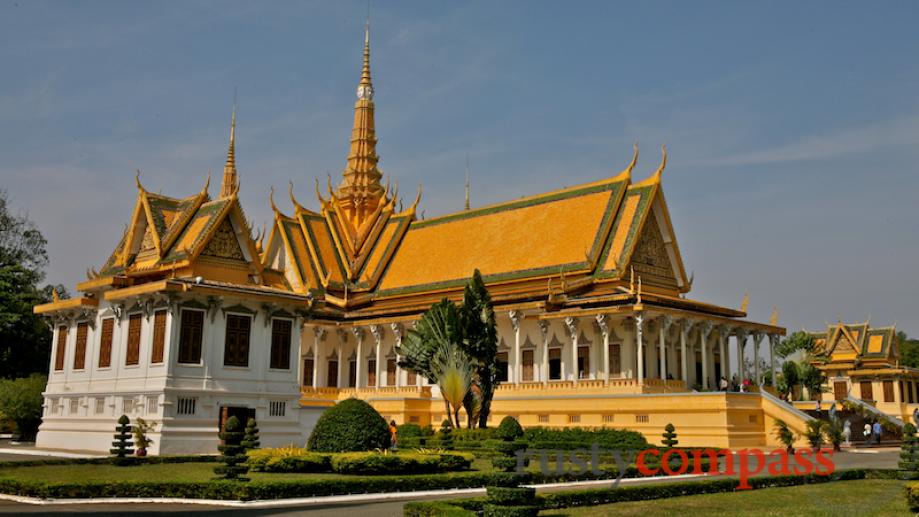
[389,420,398,450]
[863,422,872,445]
[719,376,728,391]
[873,421,883,445]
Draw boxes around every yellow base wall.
[302,387,813,449]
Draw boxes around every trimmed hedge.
[0,455,219,469]
[330,452,472,475]
[907,482,919,512]
[248,450,330,473]
[522,427,649,450]
[307,398,390,452]
[405,469,898,516]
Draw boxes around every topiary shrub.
[900,423,919,480]
[215,416,249,481]
[483,486,538,517]
[662,423,678,448]
[109,415,135,466]
[440,419,454,450]
[307,398,390,452]
[496,416,524,441]
[242,418,260,450]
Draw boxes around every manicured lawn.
[541,479,910,516]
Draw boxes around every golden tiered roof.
[37,26,780,335]
[809,321,900,370]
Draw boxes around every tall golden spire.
[220,100,239,198]
[336,22,385,227]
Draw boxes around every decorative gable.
[629,211,678,289]
[201,219,245,260]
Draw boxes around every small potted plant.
[132,417,156,457]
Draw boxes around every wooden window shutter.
[126,314,142,366]
[98,318,114,368]
[54,326,68,371]
[151,310,167,364]
[73,322,88,370]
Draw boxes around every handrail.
[844,396,904,429]
[761,389,816,422]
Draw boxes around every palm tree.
[430,342,474,429]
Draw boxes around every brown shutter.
[303,358,314,387]
[406,370,417,386]
[270,319,292,370]
[54,326,68,371]
[368,359,377,387]
[224,314,251,367]
[860,381,873,401]
[883,380,895,402]
[151,310,167,364]
[327,360,339,387]
[522,350,534,381]
[73,322,88,370]
[386,359,396,386]
[98,318,114,368]
[178,310,204,364]
[126,314,142,366]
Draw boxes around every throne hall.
[33,27,807,453]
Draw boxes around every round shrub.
[496,416,524,441]
[307,398,390,452]
[486,486,535,505]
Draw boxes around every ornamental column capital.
[595,313,609,335]
[390,322,404,341]
[564,316,579,340]
[369,324,383,343]
[509,310,523,332]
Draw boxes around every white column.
[565,316,579,383]
[352,327,365,388]
[636,313,644,385]
[336,332,344,388]
[312,327,324,388]
[736,331,747,384]
[509,311,522,385]
[659,315,670,380]
[596,314,610,384]
[538,320,549,385]
[752,332,763,386]
[391,323,404,388]
[769,334,778,387]
[700,322,712,390]
[718,327,727,386]
[370,325,383,389]
[680,321,690,382]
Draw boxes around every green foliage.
[800,363,827,400]
[431,341,474,429]
[825,419,844,451]
[496,416,524,441]
[242,418,260,450]
[773,418,796,452]
[397,423,424,438]
[330,451,472,475]
[907,481,919,511]
[662,423,678,448]
[110,415,134,465]
[899,423,919,480]
[132,417,155,451]
[397,299,463,384]
[0,191,61,379]
[522,427,649,451]
[0,374,45,440]
[439,419,454,450]
[397,270,499,429]
[307,398,390,452]
[899,332,919,369]
[780,360,800,399]
[775,331,816,359]
[804,419,825,449]
[215,416,249,481]
[460,270,499,428]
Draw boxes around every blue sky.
[1,1,917,335]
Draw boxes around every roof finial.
[740,291,749,313]
[220,91,239,197]
[464,154,471,211]
[358,20,373,100]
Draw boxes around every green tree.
[775,331,816,359]
[460,270,499,429]
[898,332,919,369]
[773,419,796,453]
[215,416,249,480]
[110,415,134,465]
[397,299,463,383]
[0,374,46,440]
[430,341,474,429]
[899,423,919,480]
[781,360,800,400]
[242,418,260,450]
[800,362,827,400]
[662,423,678,447]
[0,190,63,379]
